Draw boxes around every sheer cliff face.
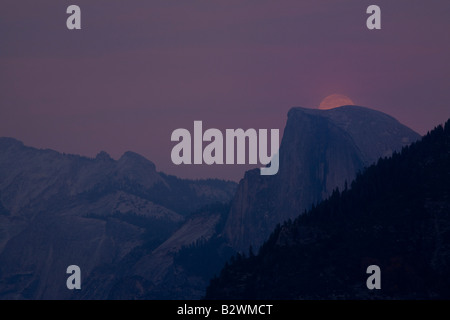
[224,106,421,252]
[207,120,450,300]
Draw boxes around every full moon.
[318,94,354,110]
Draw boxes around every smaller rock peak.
[119,151,156,171]
[95,151,113,161]
[0,137,25,148]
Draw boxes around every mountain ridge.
[0,138,237,299]
[0,105,424,299]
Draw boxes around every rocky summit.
[224,106,420,252]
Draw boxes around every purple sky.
[1,0,449,181]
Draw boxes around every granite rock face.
[224,106,420,252]
[206,119,450,299]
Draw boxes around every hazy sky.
[1,0,449,181]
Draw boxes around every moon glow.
[318,94,355,110]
